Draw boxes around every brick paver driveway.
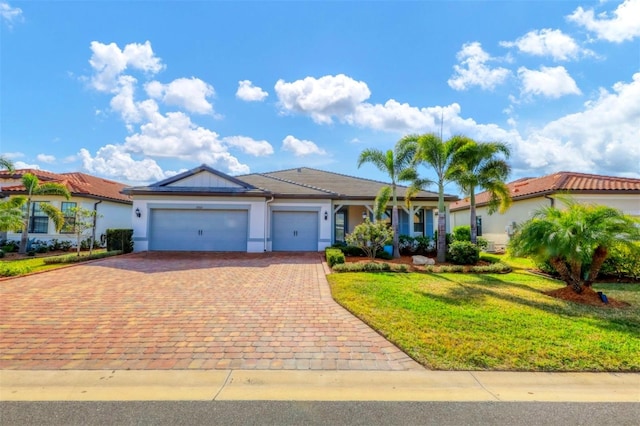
[1,252,422,371]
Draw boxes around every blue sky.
[1,1,639,194]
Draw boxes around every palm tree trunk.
[437,182,446,263]
[585,246,608,287]
[391,183,400,258]
[550,257,583,294]
[469,190,477,245]
[19,200,31,254]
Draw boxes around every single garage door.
[149,209,248,251]
[272,211,318,251]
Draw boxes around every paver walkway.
[0,252,422,371]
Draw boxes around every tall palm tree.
[450,140,512,244]
[357,140,418,258]
[18,173,71,254]
[401,133,469,262]
[509,200,640,294]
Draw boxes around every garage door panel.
[272,211,318,251]
[150,209,247,251]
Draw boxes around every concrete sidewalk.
[1,370,638,402]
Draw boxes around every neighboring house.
[449,171,640,251]
[123,165,457,252]
[0,169,133,244]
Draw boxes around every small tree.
[69,206,101,255]
[509,200,640,294]
[345,218,394,260]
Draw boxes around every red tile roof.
[0,169,132,204]
[450,171,640,211]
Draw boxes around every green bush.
[453,226,471,242]
[43,250,123,264]
[448,241,480,265]
[2,241,18,252]
[325,248,345,267]
[597,243,640,280]
[0,251,4,258]
[0,263,33,277]
[332,262,407,273]
[106,229,134,253]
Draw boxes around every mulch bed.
[543,286,630,308]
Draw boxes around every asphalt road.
[2,401,639,426]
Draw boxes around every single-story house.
[449,171,640,251]
[123,165,457,252]
[0,169,133,244]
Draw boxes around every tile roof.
[240,167,455,200]
[0,169,132,204]
[450,171,640,211]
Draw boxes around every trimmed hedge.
[0,263,33,277]
[332,262,408,273]
[106,229,134,253]
[422,262,511,274]
[448,241,480,265]
[325,248,345,267]
[43,250,123,264]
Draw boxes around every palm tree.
[0,196,25,232]
[450,139,512,244]
[1,156,14,171]
[18,173,71,254]
[401,133,469,262]
[509,200,640,294]
[357,140,418,258]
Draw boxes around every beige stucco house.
[449,171,640,252]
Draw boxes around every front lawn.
[327,270,640,371]
[0,249,119,277]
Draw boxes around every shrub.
[448,241,480,265]
[452,226,471,242]
[2,241,18,252]
[0,263,33,277]
[43,250,123,264]
[399,235,417,255]
[325,248,345,267]
[332,262,407,273]
[414,236,433,255]
[106,229,134,254]
[597,243,640,280]
[345,219,393,260]
[0,251,4,258]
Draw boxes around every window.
[334,210,346,243]
[27,202,49,233]
[61,202,77,234]
[476,216,483,236]
[413,209,424,235]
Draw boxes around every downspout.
[92,200,102,251]
[544,195,555,208]
[264,196,274,252]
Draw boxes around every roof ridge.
[264,166,418,189]
[257,172,337,195]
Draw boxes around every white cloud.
[448,42,511,91]
[568,0,640,42]
[36,154,55,164]
[517,66,582,98]
[222,136,274,156]
[0,1,22,27]
[89,41,164,92]
[500,28,592,61]
[282,135,327,157]
[145,77,215,114]
[236,80,268,101]
[275,74,371,124]
[14,161,39,170]
[349,101,462,133]
[79,146,171,183]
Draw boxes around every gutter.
[544,195,555,207]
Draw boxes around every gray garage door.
[149,209,248,251]
[272,211,318,251]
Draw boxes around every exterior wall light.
[362,210,368,219]
[135,208,141,218]
[324,211,328,221]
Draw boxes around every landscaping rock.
[412,255,435,265]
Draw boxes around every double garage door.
[149,209,248,251]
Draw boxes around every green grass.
[0,249,114,277]
[328,270,640,371]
